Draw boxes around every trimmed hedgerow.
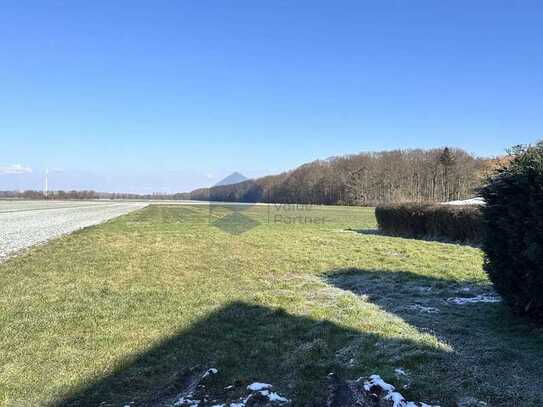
[480,143,543,319]
[375,203,482,243]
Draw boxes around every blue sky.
[1,1,542,193]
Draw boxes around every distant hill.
[214,172,249,187]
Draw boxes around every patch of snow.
[244,383,290,404]
[405,304,440,314]
[363,374,395,392]
[394,368,411,389]
[443,197,485,206]
[175,373,289,406]
[247,382,272,391]
[385,390,407,407]
[394,368,407,377]
[174,396,200,406]
[266,391,289,403]
[447,294,501,305]
[203,368,218,378]
[362,374,439,407]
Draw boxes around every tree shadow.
[345,228,382,236]
[325,268,543,405]
[346,228,481,248]
[52,301,445,407]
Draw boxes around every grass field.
[1,204,543,406]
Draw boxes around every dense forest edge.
[1,147,506,206]
[191,147,505,206]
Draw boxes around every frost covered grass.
[1,205,542,406]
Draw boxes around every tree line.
[0,190,191,200]
[0,147,498,205]
[191,147,495,205]
[0,190,99,200]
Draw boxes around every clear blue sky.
[1,1,542,193]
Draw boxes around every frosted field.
[0,200,148,260]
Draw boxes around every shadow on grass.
[326,268,543,405]
[346,228,481,248]
[345,228,382,236]
[53,301,444,407]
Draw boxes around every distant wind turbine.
[44,168,49,198]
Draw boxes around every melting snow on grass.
[363,374,439,407]
[175,377,289,407]
[447,294,501,305]
[260,390,289,403]
[203,368,219,378]
[246,382,272,391]
[404,304,440,314]
[174,395,201,406]
[240,383,289,405]
[172,367,438,406]
[394,368,407,377]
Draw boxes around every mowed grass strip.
[1,204,542,406]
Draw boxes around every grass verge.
[1,204,542,406]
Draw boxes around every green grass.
[1,204,543,406]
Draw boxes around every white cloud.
[0,164,33,175]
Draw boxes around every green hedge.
[480,143,543,319]
[375,203,482,243]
